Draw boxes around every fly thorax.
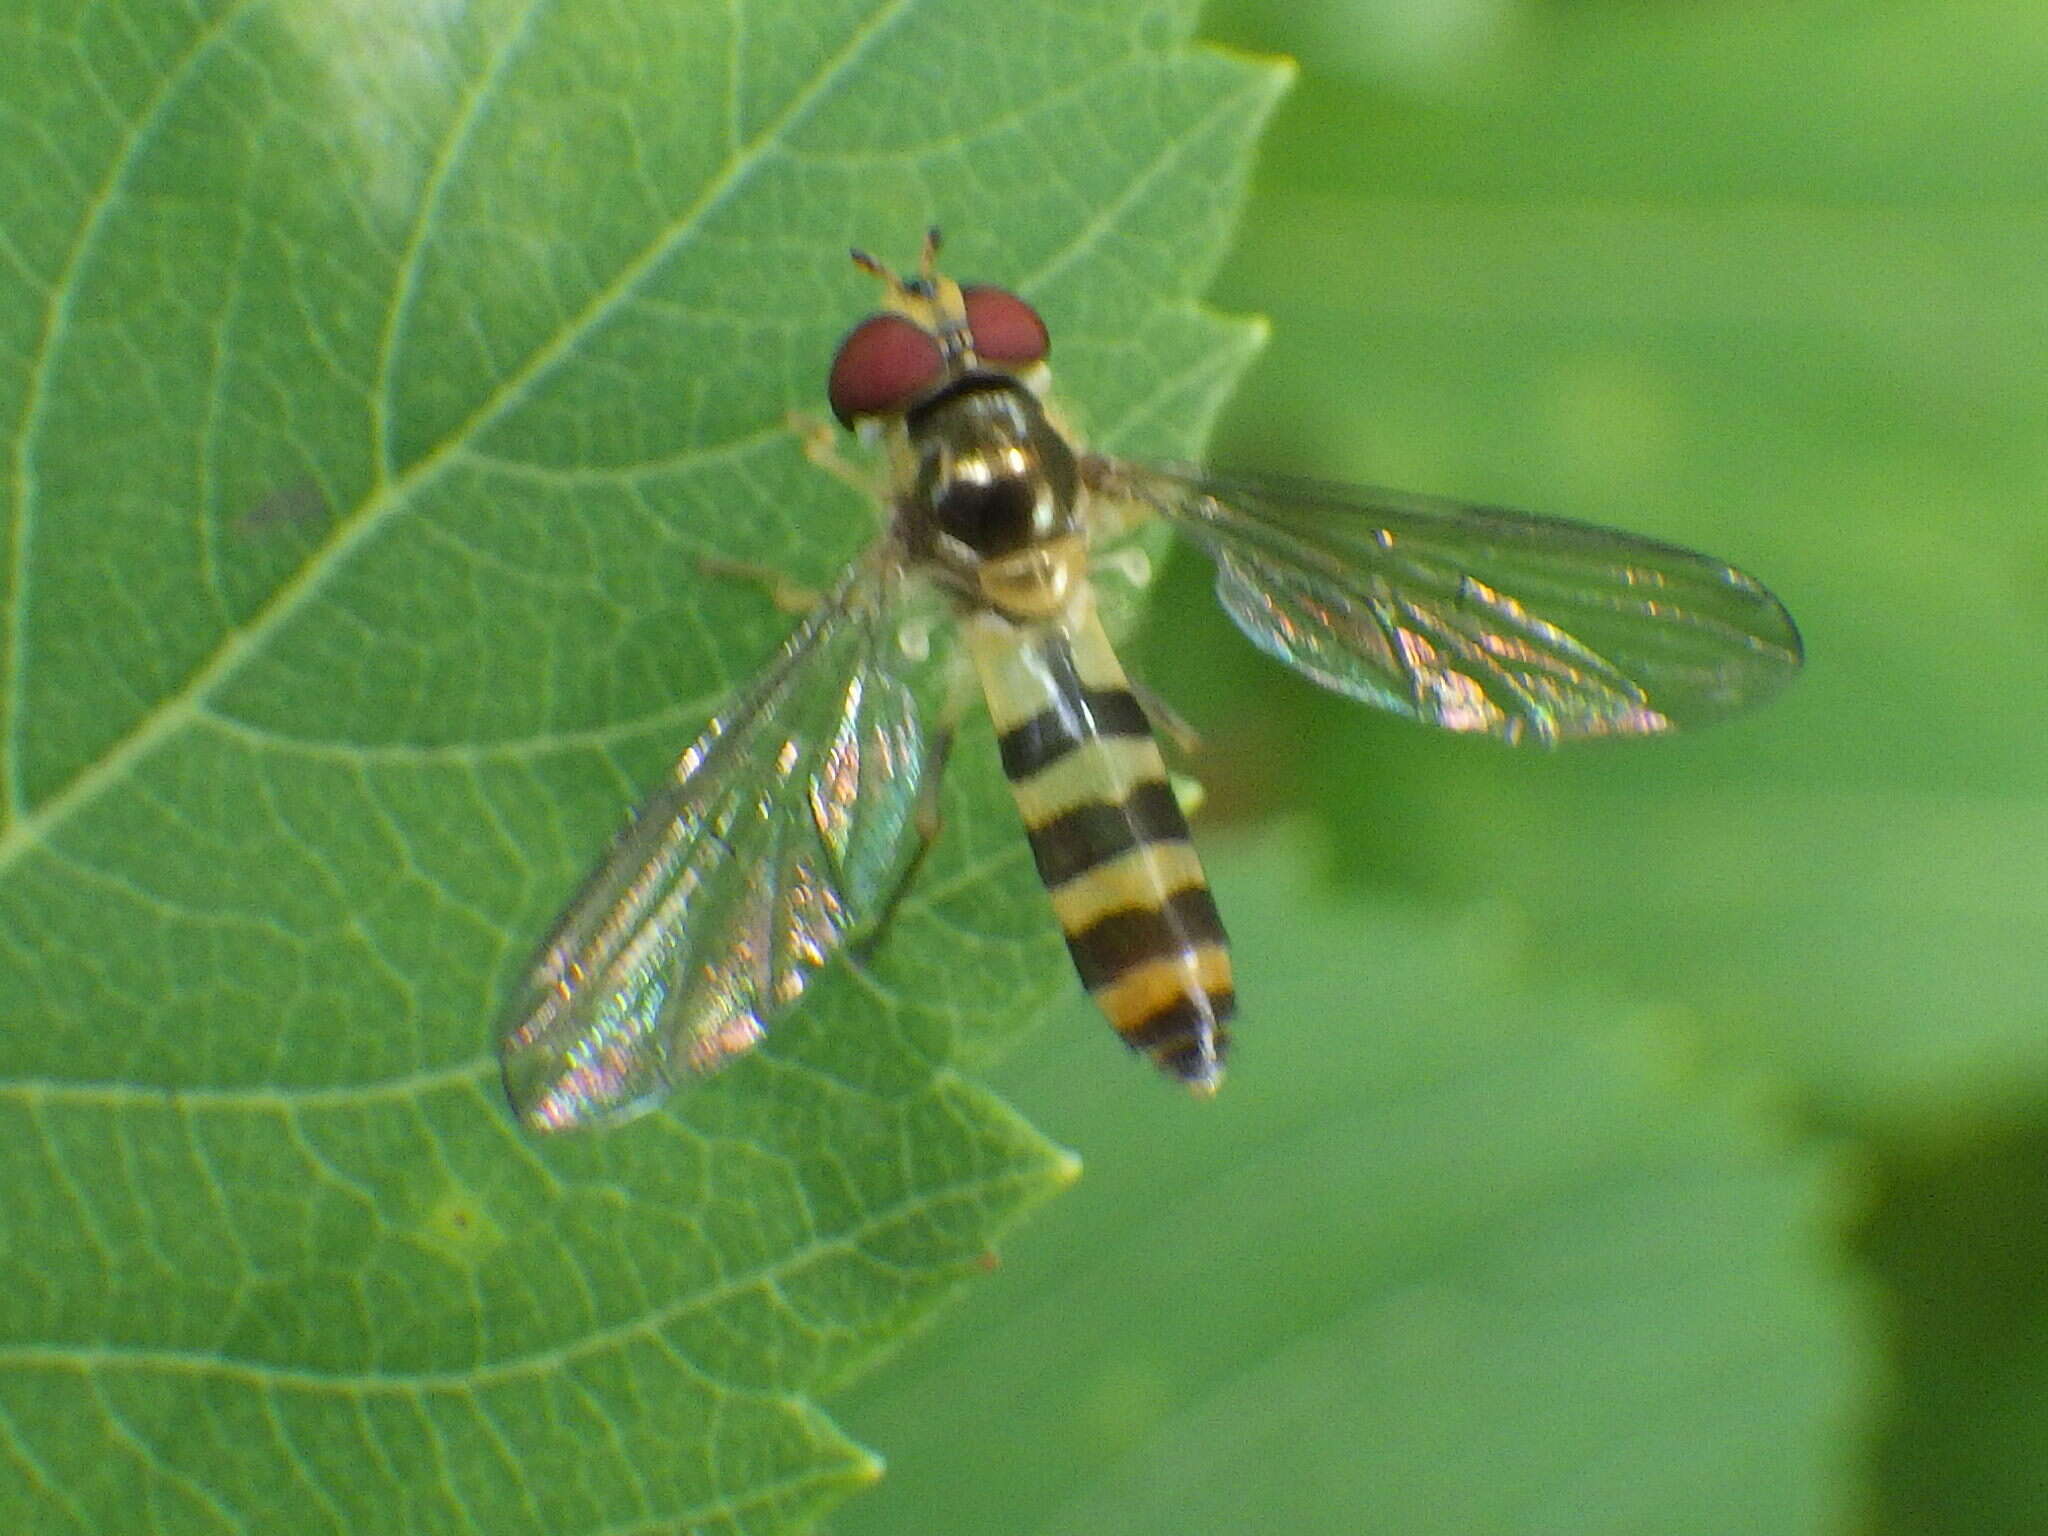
[900,374,1082,617]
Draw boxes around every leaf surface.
[0,2,1286,1530]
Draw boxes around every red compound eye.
[962,285,1049,366]
[827,313,945,425]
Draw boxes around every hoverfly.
[499,231,1802,1133]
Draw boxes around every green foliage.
[0,2,1282,1531]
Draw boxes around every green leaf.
[0,2,1285,1531]
[833,829,1874,1536]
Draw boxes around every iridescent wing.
[1089,460,1803,743]
[499,557,928,1132]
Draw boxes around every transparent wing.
[499,558,927,1132]
[1090,460,1803,743]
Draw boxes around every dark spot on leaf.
[235,478,330,536]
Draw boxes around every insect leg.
[787,408,887,499]
[1121,669,1203,757]
[854,654,974,958]
[852,724,956,960]
[696,552,823,615]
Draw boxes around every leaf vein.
[194,689,723,761]
[370,0,552,482]
[410,1383,489,1536]
[3,0,264,828]
[1017,70,1280,296]
[0,1390,96,1533]
[454,418,789,486]
[84,1368,247,1534]
[260,1377,354,1535]
[0,1156,1050,1393]
[0,1057,496,1115]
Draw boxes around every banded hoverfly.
[498,231,1802,1133]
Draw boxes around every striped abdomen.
[966,594,1233,1091]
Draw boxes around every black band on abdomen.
[1025,779,1188,889]
[997,688,1152,779]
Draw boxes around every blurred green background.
[834,2,2048,1532]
